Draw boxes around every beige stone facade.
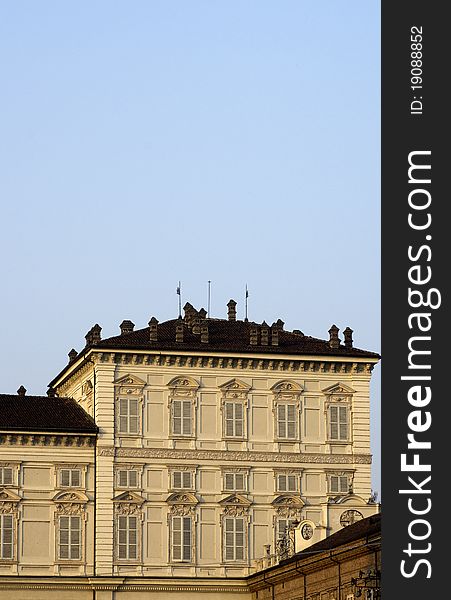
[0,302,380,598]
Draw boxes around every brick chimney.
[47,388,56,397]
[227,299,237,321]
[250,326,258,345]
[85,324,102,346]
[148,317,158,341]
[271,324,279,346]
[328,324,340,349]
[176,318,184,342]
[68,349,78,363]
[201,323,209,343]
[343,327,353,349]
[120,320,135,335]
[17,385,26,397]
[261,322,269,345]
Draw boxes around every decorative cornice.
[93,351,376,375]
[0,433,95,447]
[113,447,371,465]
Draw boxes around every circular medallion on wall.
[340,509,364,527]
[301,523,314,540]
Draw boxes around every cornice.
[0,433,96,447]
[102,447,372,465]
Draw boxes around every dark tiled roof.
[93,318,380,359]
[0,394,98,434]
[281,512,381,565]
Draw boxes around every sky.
[0,1,381,492]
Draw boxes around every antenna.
[177,281,182,317]
[207,280,211,317]
[245,284,249,321]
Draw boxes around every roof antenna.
[177,281,182,317]
[207,280,211,317]
[245,284,249,321]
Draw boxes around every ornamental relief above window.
[219,378,251,440]
[167,376,200,438]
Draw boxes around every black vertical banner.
[382,1,448,597]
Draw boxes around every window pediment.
[272,494,305,508]
[219,379,251,402]
[219,493,252,507]
[115,374,146,395]
[52,490,88,504]
[333,493,368,506]
[322,382,355,395]
[166,492,199,506]
[167,376,200,391]
[271,380,303,394]
[0,489,20,503]
[112,491,145,504]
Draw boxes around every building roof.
[92,318,380,358]
[0,392,98,434]
[282,512,381,565]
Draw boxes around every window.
[118,469,138,488]
[330,475,349,494]
[171,516,192,562]
[0,467,13,486]
[0,514,13,559]
[224,472,246,492]
[329,405,349,441]
[117,515,138,560]
[224,401,244,438]
[224,517,245,561]
[58,516,81,560]
[277,518,297,540]
[60,469,81,488]
[172,471,192,490]
[276,404,297,439]
[119,398,139,434]
[172,399,192,436]
[277,473,297,492]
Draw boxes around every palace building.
[0,300,380,599]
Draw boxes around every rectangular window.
[118,470,138,488]
[277,474,297,492]
[0,514,13,559]
[277,518,296,540]
[59,516,81,560]
[225,402,244,438]
[171,516,192,561]
[330,405,349,441]
[119,398,139,434]
[172,400,192,436]
[224,517,245,561]
[60,469,81,488]
[277,404,297,439]
[0,467,13,486]
[330,475,349,494]
[172,471,192,490]
[224,472,245,492]
[118,515,138,560]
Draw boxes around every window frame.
[171,398,194,437]
[275,402,298,440]
[118,396,141,435]
[223,471,247,493]
[0,467,14,487]
[117,514,139,561]
[223,400,245,439]
[0,513,14,560]
[57,514,82,561]
[170,515,193,563]
[276,473,298,493]
[223,516,247,563]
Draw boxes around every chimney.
[201,323,209,343]
[148,317,158,341]
[17,385,26,397]
[328,324,340,349]
[176,318,184,342]
[250,326,258,345]
[68,349,78,363]
[227,299,237,321]
[271,324,279,346]
[261,322,269,345]
[276,319,284,330]
[343,327,354,349]
[183,303,196,327]
[85,324,102,346]
[120,320,135,335]
[198,308,207,319]
[47,388,56,397]
[192,315,201,335]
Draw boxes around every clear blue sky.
[0,1,380,492]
